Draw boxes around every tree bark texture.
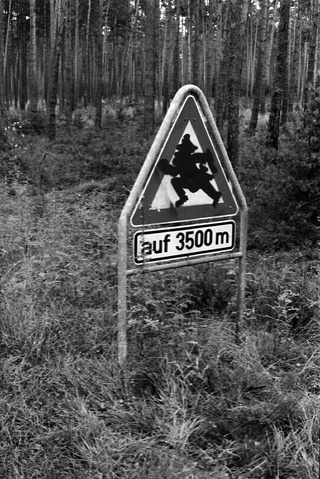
[144,0,159,136]
[304,0,319,106]
[227,0,248,165]
[227,0,241,164]
[64,0,73,123]
[93,0,103,128]
[249,0,268,131]
[29,0,37,112]
[48,0,65,141]
[0,0,4,113]
[267,0,290,149]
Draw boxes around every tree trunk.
[4,0,11,84]
[0,0,4,113]
[74,0,80,107]
[64,0,72,124]
[13,47,18,108]
[288,1,301,110]
[216,1,230,132]
[249,0,268,131]
[304,0,318,106]
[43,2,49,109]
[29,0,37,112]
[192,0,200,86]
[250,11,259,98]
[267,0,290,149]
[19,2,28,111]
[172,0,180,94]
[205,0,215,99]
[48,0,65,141]
[93,0,103,128]
[187,1,192,83]
[162,1,172,114]
[144,0,159,136]
[227,0,246,165]
[262,0,277,112]
[84,0,92,106]
[128,0,139,101]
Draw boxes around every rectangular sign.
[133,221,235,264]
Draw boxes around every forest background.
[2,0,320,478]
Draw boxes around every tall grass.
[1,131,320,477]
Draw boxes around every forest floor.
[0,109,320,478]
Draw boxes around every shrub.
[239,90,320,249]
[20,110,48,135]
[15,118,148,192]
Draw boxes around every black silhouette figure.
[158,134,222,208]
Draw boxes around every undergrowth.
[238,87,320,249]
[1,103,320,477]
[0,109,150,193]
[0,175,320,478]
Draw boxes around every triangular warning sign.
[131,95,238,226]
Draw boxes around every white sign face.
[133,221,235,264]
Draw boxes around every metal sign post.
[118,85,248,366]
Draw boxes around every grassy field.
[1,159,320,479]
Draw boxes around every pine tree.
[249,0,268,131]
[144,0,159,136]
[0,0,4,114]
[267,0,290,149]
[29,0,38,112]
[48,0,65,141]
[93,0,103,128]
[227,0,249,164]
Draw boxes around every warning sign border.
[130,95,238,227]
